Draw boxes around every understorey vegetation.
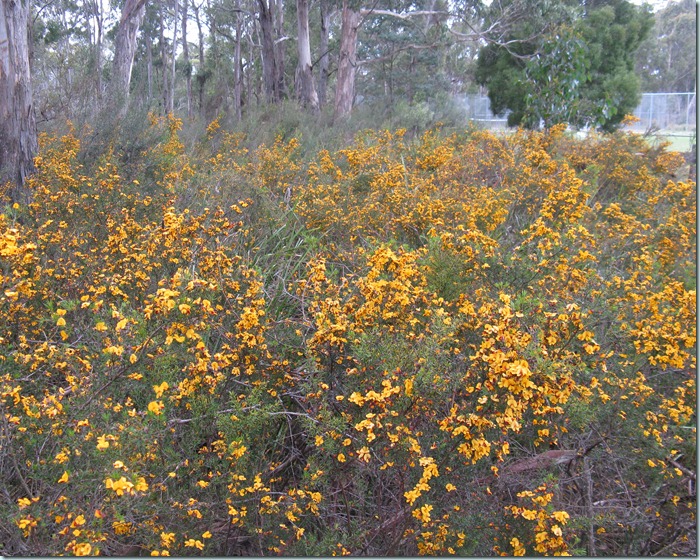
[0,116,696,556]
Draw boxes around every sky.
[630,0,680,10]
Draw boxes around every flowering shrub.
[0,119,695,555]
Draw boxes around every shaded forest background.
[26,0,697,133]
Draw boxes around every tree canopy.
[476,0,654,131]
[20,0,663,132]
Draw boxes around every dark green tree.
[576,0,654,130]
[474,0,578,127]
[476,0,653,131]
[522,25,590,128]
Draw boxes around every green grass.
[651,131,695,152]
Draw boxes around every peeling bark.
[317,0,330,106]
[295,0,318,111]
[0,0,37,198]
[112,0,147,110]
[333,0,360,120]
[258,0,280,103]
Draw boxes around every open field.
[653,131,696,152]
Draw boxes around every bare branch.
[449,23,544,61]
[359,9,450,20]
[357,41,443,66]
[666,455,696,480]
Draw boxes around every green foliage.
[357,0,453,103]
[575,0,653,131]
[522,26,591,128]
[476,0,653,131]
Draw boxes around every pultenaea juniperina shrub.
[0,118,695,556]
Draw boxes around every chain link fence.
[628,92,696,132]
[457,92,697,134]
[456,94,511,129]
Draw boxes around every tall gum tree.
[181,0,192,116]
[317,0,332,106]
[333,1,459,120]
[295,0,319,111]
[333,0,360,120]
[258,0,282,102]
[635,0,696,93]
[0,0,37,199]
[112,0,148,111]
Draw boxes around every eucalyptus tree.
[356,0,453,105]
[332,0,541,120]
[202,0,255,119]
[180,0,193,116]
[295,0,319,110]
[257,0,287,102]
[31,0,107,122]
[111,0,148,112]
[333,0,361,119]
[317,0,333,105]
[0,0,37,196]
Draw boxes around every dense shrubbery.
[0,116,695,556]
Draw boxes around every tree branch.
[359,9,449,20]
[357,41,443,66]
[665,455,696,480]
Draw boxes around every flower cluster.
[0,119,694,556]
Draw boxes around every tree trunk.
[317,0,330,106]
[204,0,223,117]
[193,0,205,116]
[159,0,169,112]
[112,0,147,111]
[181,0,192,117]
[91,0,104,99]
[248,26,256,105]
[273,0,286,97]
[60,9,73,91]
[169,0,178,113]
[295,0,318,111]
[0,0,37,199]
[257,0,280,103]
[333,0,360,120]
[233,3,242,120]
[147,27,153,103]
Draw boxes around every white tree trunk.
[295,0,318,111]
[0,0,37,198]
[193,0,206,116]
[234,4,242,120]
[160,0,168,111]
[112,0,147,110]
